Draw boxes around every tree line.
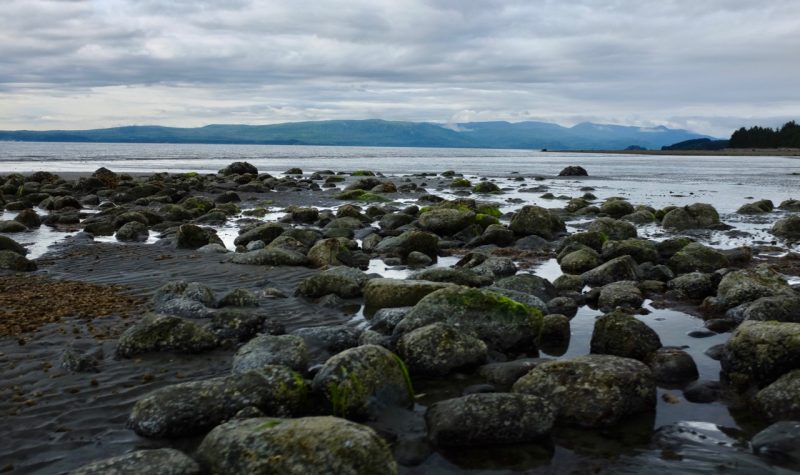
[729,121,800,148]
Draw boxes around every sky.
[0,0,798,136]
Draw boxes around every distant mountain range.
[0,119,714,150]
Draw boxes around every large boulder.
[196,416,397,475]
[558,166,588,176]
[727,294,800,323]
[296,266,370,299]
[0,250,36,271]
[493,274,557,302]
[600,198,635,219]
[771,215,800,240]
[426,393,555,446]
[581,255,640,287]
[362,278,454,316]
[232,334,309,373]
[590,311,662,361]
[229,248,308,266]
[714,265,792,309]
[586,217,637,240]
[176,224,223,250]
[374,230,438,260]
[755,370,800,421]
[220,161,258,176]
[128,367,308,438]
[307,238,354,268]
[115,221,149,242]
[721,321,800,389]
[311,345,413,420]
[394,286,544,352]
[513,355,656,428]
[0,235,27,255]
[70,449,201,475]
[645,347,699,384]
[396,323,487,376]
[116,314,217,357]
[560,248,602,274]
[233,223,285,247]
[509,205,565,240]
[662,203,721,230]
[668,272,719,300]
[668,242,729,274]
[601,239,659,264]
[418,208,475,236]
[597,281,644,312]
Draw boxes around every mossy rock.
[600,198,635,219]
[560,248,602,274]
[129,367,308,438]
[590,310,660,360]
[581,255,640,287]
[116,313,218,358]
[176,224,223,250]
[394,286,544,352]
[512,354,656,428]
[335,189,391,202]
[662,203,721,231]
[418,208,475,236]
[601,238,659,264]
[196,416,397,475]
[373,229,438,260]
[351,170,376,176]
[714,264,791,309]
[451,178,472,188]
[0,235,28,255]
[721,320,800,389]
[232,335,310,374]
[229,248,309,266]
[312,345,413,420]
[70,449,201,475]
[297,267,370,299]
[772,215,800,240]
[473,181,501,193]
[756,370,800,421]
[559,231,606,252]
[509,205,565,240]
[668,242,729,274]
[363,278,454,317]
[396,322,488,376]
[586,217,637,241]
[736,199,774,214]
[181,196,215,213]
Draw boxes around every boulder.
[755,370,800,421]
[232,334,309,373]
[116,314,217,357]
[70,449,201,475]
[779,199,800,212]
[668,242,729,274]
[297,267,370,299]
[477,358,551,387]
[492,274,557,302]
[513,355,656,428]
[721,321,800,389]
[0,250,36,271]
[558,166,588,176]
[218,288,259,308]
[233,223,285,247]
[538,314,571,355]
[600,199,635,219]
[771,215,800,240]
[586,217,637,240]
[590,311,662,361]
[411,267,492,287]
[229,248,308,266]
[307,238,353,268]
[509,205,565,240]
[727,294,800,323]
[668,272,719,300]
[560,248,602,274]
[662,203,721,230]
[394,286,544,352]
[646,347,699,384]
[598,281,644,311]
[221,161,258,176]
[176,224,223,249]
[129,367,307,438]
[601,239,659,264]
[311,345,413,420]
[115,221,149,242]
[196,416,397,475]
[581,255,640,287]
[0,220,27,233]
[363,278,454,316]
[736,199,774,214]
[751,421,800,463]
[0,235,27,255]
[714,265,791,309]
[374,230,438,260]
[396,323,487,376]
[426,393,555,446]
[418,208,475,236]
[368,307,412,334]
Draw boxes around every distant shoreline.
[557,148,800,157]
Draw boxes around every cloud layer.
[1,0,798,135]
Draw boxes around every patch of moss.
[257,419,284,431]
[451,178,472,188]
[183,172,199,178]
[243,207,268,217]
[351,170,375,176]
[335,189,390,202]
[473,182,501,193]
[476,204,501,217]
[475,213,499,227]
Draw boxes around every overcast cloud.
[0,0,798,135]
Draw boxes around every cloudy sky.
[1,0,798,136]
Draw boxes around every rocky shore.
[1,163,800,474]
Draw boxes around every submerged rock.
[196,416,397,475]
[426,393,555,446]
[513,354,656,428]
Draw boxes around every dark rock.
[116,314,217,357]
[232,334,309,373]
[396,323,487,376]
[590,311,662,361]
[70,448,201,475]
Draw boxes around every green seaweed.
[391,353,415,399]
